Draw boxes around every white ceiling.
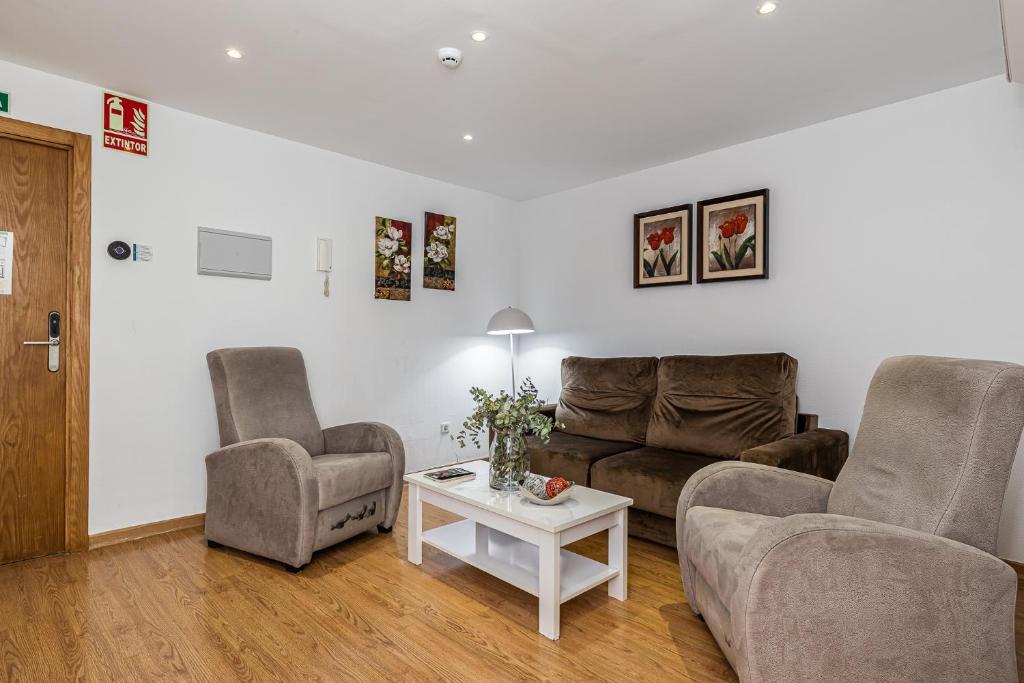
[0,0,1007,199]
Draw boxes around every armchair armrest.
[676,461,834,611]
[731,514,1018,682]
[677,461,834,523]
[539,403,558,423]
[739,428,849,480]
[204,438,318,568]
[321,422,405,528]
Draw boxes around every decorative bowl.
[518,481,576,506]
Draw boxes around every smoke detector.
[437,47,463,69]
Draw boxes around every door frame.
[0,117,91,552]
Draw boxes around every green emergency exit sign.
[0,92,9,114]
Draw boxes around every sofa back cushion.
[645,353,798,458]
[556,356,658,444]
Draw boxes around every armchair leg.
[206,539,222,549]
[377,525,393,534]
[284,563,305,574]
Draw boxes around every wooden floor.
[1,496,1022,682]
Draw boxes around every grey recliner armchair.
[204,347,405,572]
[677,356,1024,682]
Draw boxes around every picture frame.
[374,216,412,300]
[633,203,693,288]
[697,189,769,283]
[423,212,456,291]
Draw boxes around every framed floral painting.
[633,203,692,288]
[423,212,456,291]
[697,189,769,283]
[374,216,412,300]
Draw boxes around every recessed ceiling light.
[226,47,244,59]
[470,31,488,42]
[463,134,474,141]
[757,2,778,14]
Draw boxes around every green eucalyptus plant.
[456,378,557,448]
[457,378,561,490]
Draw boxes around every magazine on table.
[423,466,475,484]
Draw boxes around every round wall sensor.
[107,240,131,260]
[437,47,463,69]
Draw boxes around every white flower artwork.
[393,254,411,274]
[426,241,448,263]
[377,237,399,257]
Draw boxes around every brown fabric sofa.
[677,356,1024,681]
[527,354,848,546]
[204,347,405,571]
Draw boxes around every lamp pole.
[509,333,516,397]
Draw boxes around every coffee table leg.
[408,483,422,565]
[608,508,627,600]
[538,532,561,640]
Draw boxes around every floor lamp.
[486,307,535,396]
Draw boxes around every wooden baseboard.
[89,513,205,550]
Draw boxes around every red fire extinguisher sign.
[103,92,148,157]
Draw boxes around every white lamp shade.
[486,307,535,335]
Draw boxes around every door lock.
[23,311,60,372]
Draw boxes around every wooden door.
[0,119,91,563]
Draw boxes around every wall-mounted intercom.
[316,237,333,297]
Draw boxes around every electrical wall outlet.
[440,422,451,435]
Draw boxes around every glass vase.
[489,429,528,492]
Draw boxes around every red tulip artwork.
[696,189,769,283]
[643,219,681,277]
[633,204,692,288]
[708,205,756,272]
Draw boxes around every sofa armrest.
[204,438,318,568]
[739,428,849,480]
[322,422,405,528]
[731,514,1018,682]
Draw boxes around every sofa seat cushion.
[556,356,659,444]
[312,451,393,510]
[590,447,720,518]
[683,506,778,603]
[646,353,798,459]
[526,431,635,486]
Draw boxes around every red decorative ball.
[545,477,571,499]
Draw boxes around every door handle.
[22,311,60,371]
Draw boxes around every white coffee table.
[405,459,632,640]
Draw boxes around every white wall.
[5,57,1024,559]
[0,59,520,534]
[517,77,1024,561]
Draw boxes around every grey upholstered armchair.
[204,347,405,572]
[677,356,1024,682]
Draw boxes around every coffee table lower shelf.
[422,519,620,603]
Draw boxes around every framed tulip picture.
[633,203,693,288]
[697,188,769,283]
[374,216,412,300]
[423,212,456,291]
